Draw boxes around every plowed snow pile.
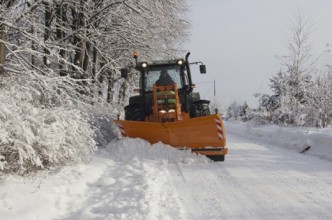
[0,138,208,220]
[107,137,209,164]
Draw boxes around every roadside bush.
[0,81,97,174]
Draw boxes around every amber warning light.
[133,51,139,59]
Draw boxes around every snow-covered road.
[1,132,332,220]
[163,134,332,219]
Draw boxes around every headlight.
[159,110,166,113]
[168,109,175,113]
[176,59,184,66]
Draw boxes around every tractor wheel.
[125,104,145,121]
[128,95,142,105]
[191,100,211,117]
[206,155,225,162]
[191,92,201,102]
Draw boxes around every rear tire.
[191,100,211,117]
[128,95,142,105]
[125,104,145,121]
[206,155,225,162]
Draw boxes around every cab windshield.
[144,65,183,91]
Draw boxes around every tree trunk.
[118,81,127,105]
[71,2,86,77]
[107,70,114,103]
[30,4,37,69]
[43,2,52,67]
[83,41,90,72]
[97,60,105,98]
[0,26,6,75]
[92,46,98,80]
[56,3,67,76]
[0,0,15,75]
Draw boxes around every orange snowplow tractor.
[114,114,227,156]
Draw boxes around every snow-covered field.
[1,122,332,220]
[225,121,332,161]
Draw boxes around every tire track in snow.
[165,163,234,220]
[213,165,281,220]
[163,134,332,220]
[145,162,185,220]
[224,134,332,219]
[214,152,293,220]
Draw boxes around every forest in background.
[0,0,189,174]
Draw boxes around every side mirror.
[199,65,206,74]
[121,68,128,78]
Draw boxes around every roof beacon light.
[133,51,139,59]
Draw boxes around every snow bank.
[0,137,209,220]
[225,121,332,161]
[106,137,209,164]
[92,116,119,147]
[0,86,97,174]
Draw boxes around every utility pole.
[214,79,216,96]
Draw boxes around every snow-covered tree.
[252,11,332,128]
[0,0,190,174]
[304,72,332,127]
[264,12,316,126]
[226,101,250,121]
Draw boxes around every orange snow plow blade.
[114,114,227,157]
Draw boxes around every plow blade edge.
[114,114,227,156]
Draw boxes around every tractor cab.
[135,57,196,93]
[122,52,209,122]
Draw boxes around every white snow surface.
[1,122,332,220]
[226,121,332,161]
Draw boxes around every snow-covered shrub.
[226,101,251,122]
[92,116,119,148]
[0,80,97,174]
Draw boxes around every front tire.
[206,155,225,162]
[124,104,145,121]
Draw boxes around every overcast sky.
[186,0,332,108]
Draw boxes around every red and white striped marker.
[116,124,126,137]
[215,119,223,140]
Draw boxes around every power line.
[195,80,214,84]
